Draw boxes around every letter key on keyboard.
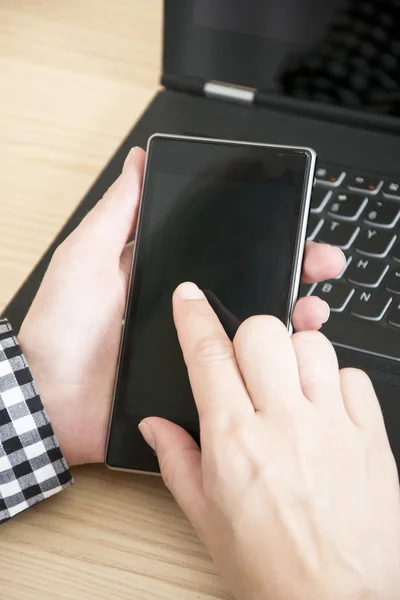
[328,192,368,221]
[346,258,389,287]
[317,221,359,249]
[388,301,400,328]
[392,241,400,262]
[311,281,354,312]
[350,290,392,321]
[385,267,400,294]
[355,228,396,257]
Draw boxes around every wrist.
[33,378,80,467]
[17,332,79,467]
[18,324,109,467]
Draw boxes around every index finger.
[172,282,254,424]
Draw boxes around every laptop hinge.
[161,74,256,105]
[161,73,205,96]
[204,81,256,105]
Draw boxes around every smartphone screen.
[106,135,315,472]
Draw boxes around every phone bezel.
[105,133,317,474]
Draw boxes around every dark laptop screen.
[164,0,400,118]
[194,0,345,45]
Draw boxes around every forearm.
[0,319,72,524]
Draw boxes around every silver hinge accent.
[204,81,256,104]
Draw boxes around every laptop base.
[4,88,400,464]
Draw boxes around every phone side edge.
[105,139,155,471]
[285,148,317,334]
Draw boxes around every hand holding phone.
[18,144,342,470]
[140,282,400,600]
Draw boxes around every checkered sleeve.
[0,319,73,524]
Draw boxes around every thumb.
[139,417,204,523]
[68,146,146,260]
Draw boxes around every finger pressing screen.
[172,282,253,425]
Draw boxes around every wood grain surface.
[0,2,229,598]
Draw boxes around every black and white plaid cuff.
[0,319,73,524]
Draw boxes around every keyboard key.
[307,216,324,240]
[328,192,368,220]
[312,281,354,312]
[388,301,400,328]
[321,312,400,361]
[315,165,346,187]
[355,228,396,257]
[346,257,389,287]
[350,289,392,321]
[392,241,400,262]
[311,189,332,213]
[383,181,400,200]
[364,199,400,228]
[385,267,400,294]
[347,174,383,195]
[317,220,359,249]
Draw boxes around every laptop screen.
[194,0,345,45]
[164,0,400,118]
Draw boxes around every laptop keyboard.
[301,163,400,362]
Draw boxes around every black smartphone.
[106,134,316,473]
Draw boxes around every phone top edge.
[147,132,317,158]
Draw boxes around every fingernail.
[122,147,138,173]
[176,282,205,300]
[322,300,330,324]
[336,247,346,263]
[139,421,156,451]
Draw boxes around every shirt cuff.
[0,318,73,524]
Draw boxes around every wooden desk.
[0,2,228,598]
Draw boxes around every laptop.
[3,0,400,464]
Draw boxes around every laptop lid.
[163,0,400,123]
